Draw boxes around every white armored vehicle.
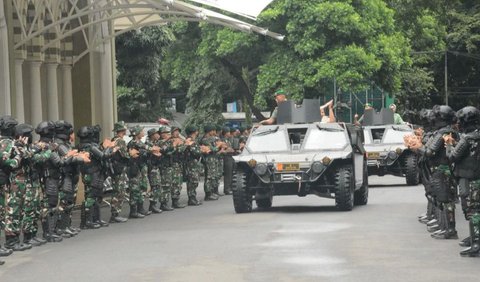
[232,100,368,213]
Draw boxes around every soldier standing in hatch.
[109,121,130,223]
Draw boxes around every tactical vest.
[454,131,480,179]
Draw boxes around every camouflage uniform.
[127,126,151,217]
[200,126,220,201]
[158,135,174,210]
[146,132,163,213]
[0,135,25,249]
[110,124,130,220]
[184,126,202,205]
[168,131,186,208]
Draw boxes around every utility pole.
[445,50,448,105]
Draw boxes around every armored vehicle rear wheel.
[405,153,420,186]
[232,171,253,213]
[335,166,354,211]
[354,161,368,206]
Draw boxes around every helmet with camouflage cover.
[129,125,144,137]
[113,121,127,132]
[185,125,198,136]
[432,105,456,129]
[159,126,171,134]
[147,128,159,137]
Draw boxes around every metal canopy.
[12,0,283,65]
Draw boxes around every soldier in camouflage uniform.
[184,125,203,206]
[214,125,224,196]
[146,128,163,213]
[15,124,48,247]
[169,127,186,209]
[221,126,235,195]
[201,124,221,201]
[0,116,31,252]
[127,125,161,217]
[158,127,174,211]
[109,122,130,223]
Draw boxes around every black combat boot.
[0,244,13,257]
[43,217,62,242]
[83,209,101,229]
[60,212,77,237]
[137,203,152,216]
[129,205,145,219]
[160,202,174,211]
[110,212,128,223]
[56,212,72,238]
[93,203,109,227]
[149,201,163,214]
[65,211,80,235]
[188,196,202,206]
[224,190,233,195]
[204,192,219,201]
[23,232,42,247]
[213,186,223,197]
[460,220,480,257]
[30,231,47,246]
[460,236,471,247]
[5,235,32,251]
[172,198,186,208]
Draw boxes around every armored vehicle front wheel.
[232,171,253,213]
[405,153,420,186]
[335,166,354,211]
[354,161,368,206]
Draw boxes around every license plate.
[367,152,380,159]
[277,163,300,171]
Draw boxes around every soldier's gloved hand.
[103,139,115,148]
[81,152,91,163]
[66,149,78,157]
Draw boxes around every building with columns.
[0,0,281,137]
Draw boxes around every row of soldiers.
[404,105,480,257]
[0,116,251,265]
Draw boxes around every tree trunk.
[220,59,265,121]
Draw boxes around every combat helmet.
[456,106,480,132]
[0,116,18,137]
[14,123,34,143]
[432,105,456,129]
[54,120,74,141]
[35,121,56,138]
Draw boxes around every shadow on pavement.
[255,205,339,213]
[369,183,410,188]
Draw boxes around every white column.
[100,40,114,134]
[46,63,59,120]
[0,1,12,115]
[29,61,43,126]
[14,59,25,122]
[61,64,74,124]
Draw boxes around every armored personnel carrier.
[232,100,368,213]
[361,108,419,185]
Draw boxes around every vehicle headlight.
[387,151,397,160]
[255,163,268,175]
[322,156,331,165]
[311,161,324,173]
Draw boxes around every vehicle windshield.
[382,127,412,144]
[303,128,348,150]
[247,128,288,152]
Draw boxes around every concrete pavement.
[0,175,479,282]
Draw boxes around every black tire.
[405,153,420,186]
[335,166,354,211]
[256,191,273,209]
[232,171,252,213]
[354,161,368,206]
